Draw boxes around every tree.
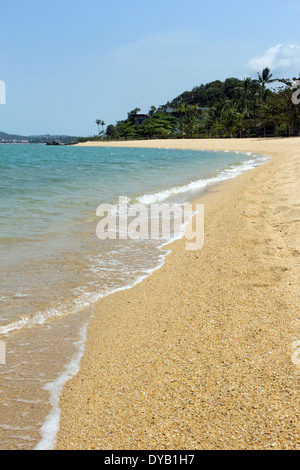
[139,113,177,139]
[95,119,101,134]
[115,120,137,140]
[101,73,299,141]
[182,104,199,137]
[255,67,277,100]
[172,103,201,138]
[127,108,141,122]
[148,105,157,116]
[106,124,117,140]
[220,107,239,138]
[207,102,226,137]
[95,119,106,138]
[264,83,300,136]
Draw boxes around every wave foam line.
[137,154,269,205]
[34,322,89,450]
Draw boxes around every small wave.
[0,292,101,336]
[137,181,207,205]
[34,322,89,450]
[137,153,269,205]
[0,251,169,337]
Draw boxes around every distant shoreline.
[74,136,294,150]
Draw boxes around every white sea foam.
[33,246,174,450]
[137,153,268,205]
[34,322,89,450]
[0,257,164,337]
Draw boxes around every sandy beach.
[55,137,300,450]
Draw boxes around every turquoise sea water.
[0,143,268,449]
[0,144,268,330]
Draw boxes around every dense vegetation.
[84,68,300,142]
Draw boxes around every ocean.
[0,143,268,449]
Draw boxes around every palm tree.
[243,77,252,95]
[221,107,239,138]
[95,119,101,134]
[208,102,225,137]
[255,68,277,100]
[148,105,157,116]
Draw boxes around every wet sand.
[55,138,300,450]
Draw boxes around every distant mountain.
[0,131,79,144]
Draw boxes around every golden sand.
[55,138,300,450]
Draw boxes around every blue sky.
[0,0,300,136]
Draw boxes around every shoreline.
[55,138,300,450]
[74,136,294,152]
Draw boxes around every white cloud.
[247,44,300,77]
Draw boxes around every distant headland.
[0,131,79,145]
